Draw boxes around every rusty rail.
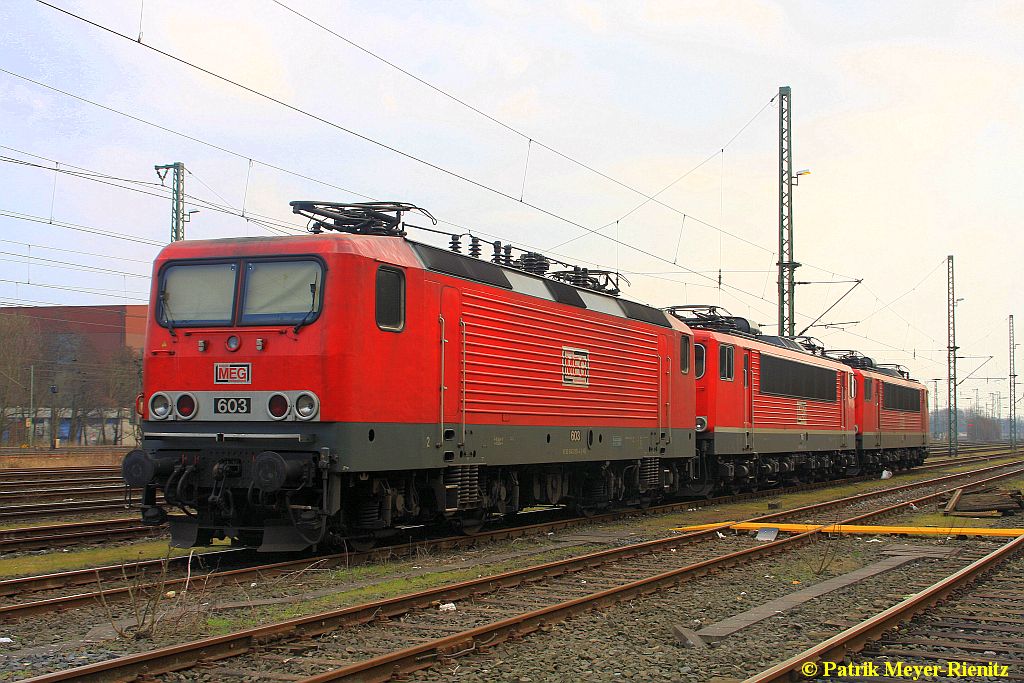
[745,534,1024,682]
[19,459,1024,682]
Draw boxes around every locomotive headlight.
[294,393,318,420]
[150,393,172,420]
[225,335,241,352]
[695,416,708,432]
[267,393,290,419]
[175,393,197,419]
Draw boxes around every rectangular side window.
[695,344,706,379]
[864,377,872,401]
[743,353,749,387]
[882,382,922,411]
[759,355,837,402]
[719,345,734,380]
[376,267,405,331]
[680,336,690,374]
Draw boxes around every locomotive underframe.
[133,421,700,551]
[701,428,927,492]
[131,421,924,552]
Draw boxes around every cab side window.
[695,344,706,379]
[864,377,872,401]
[719,345,734,381]
[375,267,405,331]
[680,336,690,374]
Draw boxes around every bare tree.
[95,346,142,444]
[0,313,42,445]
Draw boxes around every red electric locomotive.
[665,306,927,490]
[827,352,929,463]
[122,203,700,551]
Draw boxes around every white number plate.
[214,397,251,414]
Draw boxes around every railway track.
[0,446,1019,581]
[0,484,144,505]
[0,497,145,521]
[0,444,1008,519]
[747,535,1024,682]
[15,456,1024,681]
[0,446,1014,554]
[0,517,166,554]
[0,442,1001,487]
[0,466,119,481]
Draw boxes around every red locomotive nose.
[176,394,196,418]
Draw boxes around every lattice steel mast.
[777,86,798,337]
[155,162,186,242]
[1011,314,1017,453]
[947,255,958,456]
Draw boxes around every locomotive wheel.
[453,513,486,535]
[346,536,377,552]
[574,502,608,518]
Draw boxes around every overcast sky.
[1,1,1021,416]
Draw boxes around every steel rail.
[1,451,1017,615]
[0,523,163,553]
[0,500,145,519]
[744,533,1024,682]
[0,477,124,491]
[0,549,240,598]
[0,484,146,504]
[291,464,1024,683]
[19,461,1024,682]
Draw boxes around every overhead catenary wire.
[0,277,150,300]
[0,250,150,279]
[4,132,791,316]
[0,152,309,236]
[1,294,148,318]
[34,3,856,297]
[0,237,152,264]
[0,209,166,247]
[4,19,939,362]
[0,153,933,364]
[270,0,778,253]
[860,257,947,323]
[1,65,851,292]
[0,68,624,274]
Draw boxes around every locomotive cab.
[126,202,707,551]
[130,248,335,550]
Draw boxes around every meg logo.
[215,363,251,384]
[561,347,589,387]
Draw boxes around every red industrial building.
[7,304,148,358]
[1,304,148,447]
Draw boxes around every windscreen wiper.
[160,290,177,337]
[293,279,319,334]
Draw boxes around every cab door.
[842,372,850,448]
[874,379,883,448]
[439,286,462,445]
[742,350,753,450]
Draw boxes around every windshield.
[240,260,323,325]
[160,262,237,327]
